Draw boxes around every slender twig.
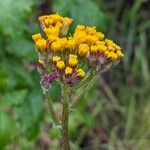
[71,75,97,109]
[61,84,70,150]
[45,93,59,125]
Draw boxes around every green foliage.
[0,110,16,148]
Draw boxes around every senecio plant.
[32,13,124,150]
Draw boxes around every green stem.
[71,75,97,109]
[45,93,59,125]
[61,84,70,150]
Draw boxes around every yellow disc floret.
[52,56,61,63]
[35,39,47,51]
[65,67,73,75]
[56,60,65,70]
[76,69,85,78]
[78,44,89,56]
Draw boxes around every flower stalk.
[31,13,124,149]
[61,84,70,150]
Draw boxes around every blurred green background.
[0,0,149,149]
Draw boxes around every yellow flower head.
[57,38,68,52]
[90,45,99,53]
[69,54,78,59]
[51,41,61,52]
[76,69,85,78]
[69,57,78,67]
[32,33,42,42]
[97,44,107,54]
[75,25,86,32]
[85,26,96,35]
[35,39,47,51]
[108,52,117,61]
[52,56,61,63]
[56,60,65,70]
[95,32,104,40]
[44,26,60,37]
[78,44,89,56]
[86,35,98,45]
[67,38,77,50]
[116,50,124,58]
[65,67,73,75]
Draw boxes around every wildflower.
[65,67,73,75]
[52,56,61,63]
[56,60,65,70]
[32,33,42,42]
[35,39,47,51]
[76,69,85,78]
[32,13,124,87]
[78,44,89,56]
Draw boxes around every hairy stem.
[45,93,59,125]
[61,85,70,150]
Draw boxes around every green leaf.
[0,0,35,37]
[6,39,37,61]
[0,89,28,106]
[0,58,33,89]
[17,89,43,140]
[0,70,8,92]
[0,109,16,148]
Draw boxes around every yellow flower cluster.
[52,54,85,78]
[32,13,124,84]
[39,13,73,37]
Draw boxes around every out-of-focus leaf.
[0,58,33,89]
[0,109,16,148]
[53,0,106,32]
[0,70,8,92]
[6,39,37,61]
[0,89,28,106]
[17,89,43,140]
[0,0,35,37]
